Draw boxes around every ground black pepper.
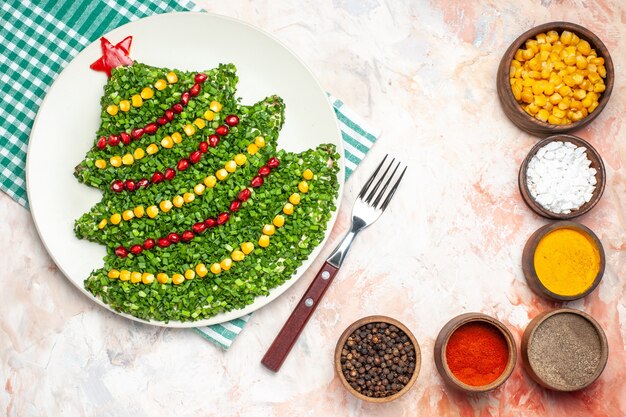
[340,322,416,398]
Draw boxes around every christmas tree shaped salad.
[74,37,340,322]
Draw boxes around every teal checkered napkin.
[0,1,380,349]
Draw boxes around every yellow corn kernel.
[146,205,159,218]
[571,33,580,45]
[558,85,572,96]
[225,160,237,173]
[196,263,208,278]
[172,195,184,208]
[570,99,583,110]
[514,49,525,62]
[534,95,547,107]
[220,258,232,271]
[183,192,195,203]
[203,110,215,121]
[183,124,195,136]
[142,273,155,285]
[526,39,539,53]
[259,235,270,248]
[144,144,158,156]
[159,200,173,212]
[140,87,154,100]
[581,96,594,108]
[194,183,205,195]
[536,33,547,44]
[544,102,554,112]
[588,101,599,113]
[573,89,587,100]
[560,30,573,45]
[119,100,131,112]
[133,206,145,218]
[172,273,185,285]
[130,272,142,283]
[106,104,118,116]
[522,48,535,60]
[231,250,245,262]
[580,79,592,91]
[549,73,562,86]
[216,169,228,181]
[538,50,550,62]
[571,110,585,122]
[575,55,588,70]
[587,63,597,74]
[95,159,107,169]
[156,273,169,284]
[283,203,294,215]
[122,210,134,221]
[273,215,285,228]
[209,101,222,113]
[262,224,275,236]
[577,40,591,55]
[98,218,108,229]
[298,181,309,193]
[161,136,174,149]
[110,156,122,167]
[192,118,206,130]
[552,107,566,119]
[247,143,259,155]
[536,109,550,122]
[509,65,517,78]
[553,61,566,71]
[241,242,254,254]
[526,103,539,115]
[593,83,606,93]
[548,114,562,124]
[587,72,601,84]
[289,193,301,205]
[210,263,222,274]
[204,175,217,188]
[571,73,584,85]
[521,90,533,104]
[254,136,266,148]
[589,57,604,66]
[543,82,555,96]
[166,71,178,83]
[529,70,542,80]
[532,81,544,95]
[131,94,143,107]
[108,269,120,279]
[563,54,576,66]
[302,169,314,180]
[122,153,134,165]
[110,213,121,225]
[234,154,247,166]
[184,269,195,280]
[133,147,145,160]
[546,30,559,43]
[154,79,167,91]
[119,270,131,281]
[598,65,607,78]
[527,58,540,72]
[171,132,183,144]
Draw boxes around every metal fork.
[261,155,407,372]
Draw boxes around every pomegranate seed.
[124,179,136,191]
[189,84,200,97]
[131,128,144,140]
[195,73,207,83]
[225,114,239,126]
[108,135,120,146]
[217,212,230,225]
[215,125,229,136]
[267,157,280,169]
[177,159,189,171]
[144,123,158,134]
[198,141,209,153]
[230,200,242,212]
[180,92,190,106]
[208,134,220,147]
[97,136,107,149]
[110,180,124,192]
[164,109,174,121]
[172,103,183,114]
[115,246,128,258]
[189,150,202,164]
[250,176,264,188]
[192,222,206,234]
[120,132,131,145]
[238,188,251,202]
[157,238,170,248]
[157,116,168,126]
[205,217,217,228]
[137,178,149,188]
[143,238,156,250]
[164,168,176,180]
[151,171,165,183]
[258,166,271,177]
[181,230,195,241]
[130,245,143,255]
[167,233,180,244]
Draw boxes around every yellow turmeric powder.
[533,228,600,296]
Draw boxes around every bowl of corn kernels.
[497,22,614,136]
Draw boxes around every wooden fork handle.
[261,261,339,372]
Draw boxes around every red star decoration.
[90,36,134,77]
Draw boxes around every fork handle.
[261,261,339,372]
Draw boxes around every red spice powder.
[445,322,509,386]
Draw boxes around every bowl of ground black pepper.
[334,316,421,403]
[434,313,518,393]
[521,308,608,391]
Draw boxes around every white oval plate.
[26,12,344,328]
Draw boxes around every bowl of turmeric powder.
[522,221,605,301]
[497,22,614,136]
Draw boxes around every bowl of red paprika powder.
[434,313,517,393]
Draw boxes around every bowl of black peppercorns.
[334,315,421,403]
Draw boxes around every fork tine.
[358,154,387,199]
[372,160,400,208]
[380,166,407,211]
[365,157,395,204]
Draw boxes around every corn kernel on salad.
[510,30,607,124]
[74,62,340,322]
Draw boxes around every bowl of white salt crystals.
[519,134,606,219]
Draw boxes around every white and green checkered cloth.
[0,1,380,349]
